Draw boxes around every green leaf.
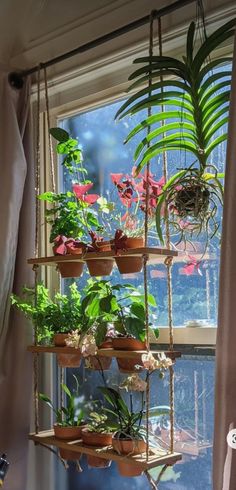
[203,104,230,136]
[125,316,145,341]
[130,302,145,321]
[205,133,228,158]
[61,383,72,399]
[198,58,233,84]
[136,138,199,171]
[186,21,195,63]
[49,127,69,143]
[38,191,56,202]
[199,71,232,96]
[204,117,228,145]
[118,92,193,121]
[200,81,231,108]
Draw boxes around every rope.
[158,17,175,454]
[145,464,169,489]
[43,67,56,193]
[33,65,42,434]
[144,11,155,463]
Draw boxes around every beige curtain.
[0,72,34,490]
[213,34,236,490]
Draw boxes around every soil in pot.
[54,424,84,461]
[115,236,144,274]
[112,337,145,373]
[112,436,146,477]
[56,262,84,278]
[174,185,210,218]
[86,241,114,277]
[54,333,81,368]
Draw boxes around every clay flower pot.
[54,333,81,368]
[54,424,84,461]
[56,262,84,278]
[86,241,114,277]
[112,337,146,373]
[115,236,144,274]
[86,356,112,371]
[81,428,112,468]
[112,436,146,477]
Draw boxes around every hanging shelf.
[27,247,178,266]
[27,345,181,360]
[29,430,182,469]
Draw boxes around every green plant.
[49,127,84,175]
[11,284,53,343]
[86,412,116,434]
[82,279,158,342]
[115,20,235,244]
[100,387,146,440]
[39,375,84,427]
[11,283,92,342]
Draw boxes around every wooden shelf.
[27,346,181,360]
[174,440,212,456]
[27,247,178,266]
[29,430,182,468]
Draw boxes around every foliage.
[99,386,146,440]
[86,412,117,434]
[39,375,84,427]
[50,127,84,175]
[11,283,93,342]
[82,279,158,342]
[115,20,235,244]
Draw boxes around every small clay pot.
[115,236,144,274]
[99,338,113,349]
[56,262,84,278]
[86,455,111,468]
[112,337,145,373]
[54,424,84,461]
[81,429,112,447]
[86,356,112,371]
[54,334,81,368]
[86,241,114,277]
[112,437,146,477]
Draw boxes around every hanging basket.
[115,237,144,274]
[112,436,146,477]
[174,184,210,218]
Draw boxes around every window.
[53,90,225,488]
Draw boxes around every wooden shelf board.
[27,247,178,266]
[174,440,212,456]
[29,430,181,468]
[27,346,181,359]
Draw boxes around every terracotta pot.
[56,262,84,278]
[112,437,146,477]
[112,337,145,373]
[81,429,112,447]
[82,429,112,469]
[86,455,111,468]
[86,241,114,277]
[54,334,81,368]
[54,424,84,461]
[115,236,144,274]
[99,338,113,349]
[86,355,112,371]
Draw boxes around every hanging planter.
[112,437,146,477]
[113,230,144,274]
[112,336,146,373]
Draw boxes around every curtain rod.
[8,0,196,88]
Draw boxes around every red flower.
[73,183,99,204]
[182,255,202,276]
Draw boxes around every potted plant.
[85,231,114,277]
[39,375,85,461]
[39,127,114,278]
[81,412,115,468]
[110,172,161,272]
[100,386,146,477]
[65,330,112,371]
[115,20,236,248]
[81,280,158,372]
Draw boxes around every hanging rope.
[158,17,175,455]
[33,65,42,434]
[144,10,155,464]
[43,67,56,193]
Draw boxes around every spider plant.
[115,19,235,244]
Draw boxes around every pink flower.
[80,334,97,357]
[182,255,202,276]
[53,235,67,255]
[142,352,172,371]
[72,183,99,204]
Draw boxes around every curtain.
[0,72,34,490]
[213,34,236,490]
